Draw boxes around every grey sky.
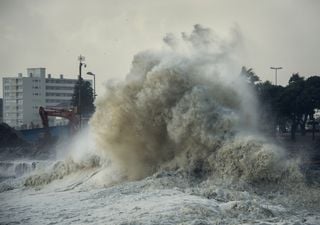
[1,0,319,97]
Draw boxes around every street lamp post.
[86,72,97,100]
[78,55,86,127]
[270,66,283,85]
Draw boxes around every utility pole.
[270,67,282,85]
[78,55,86,128]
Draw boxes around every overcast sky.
[1,0,319,97]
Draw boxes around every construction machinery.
[39,106,79,137]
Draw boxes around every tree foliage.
[71,77,95,116]
[241,66,260,85]
[256,81,284,134]
[242,68,320,140]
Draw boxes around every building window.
[46,86,74,90]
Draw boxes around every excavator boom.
[39,106,79,137]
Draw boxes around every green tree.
[241,66,320,140]
[278,73,311,139]
[304,76,320,111]
[240,66,260,85]
[302,76,320,137]
[256,81,285,135]
[71,77,95,116]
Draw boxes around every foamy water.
[1,169,320,224]
[1,25,319,224]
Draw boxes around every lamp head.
[87,72,94,76]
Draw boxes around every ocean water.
[1,163,319,225]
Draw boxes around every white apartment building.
[2,68,89,129]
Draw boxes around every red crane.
[39,106,79,137]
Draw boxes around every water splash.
[90,25,299,184]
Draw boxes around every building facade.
[2,68,89,129]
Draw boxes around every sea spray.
[22,25,304,189]
[24,128,102,187]
[90,24,299,185]
[24,156,100,187]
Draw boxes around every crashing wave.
[21,25,309,192]
[24,156,100,187]
[89,25,303,186]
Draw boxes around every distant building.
[0,98,3,123]
[2,68,91,129]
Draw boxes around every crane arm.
[39,106,79,136]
